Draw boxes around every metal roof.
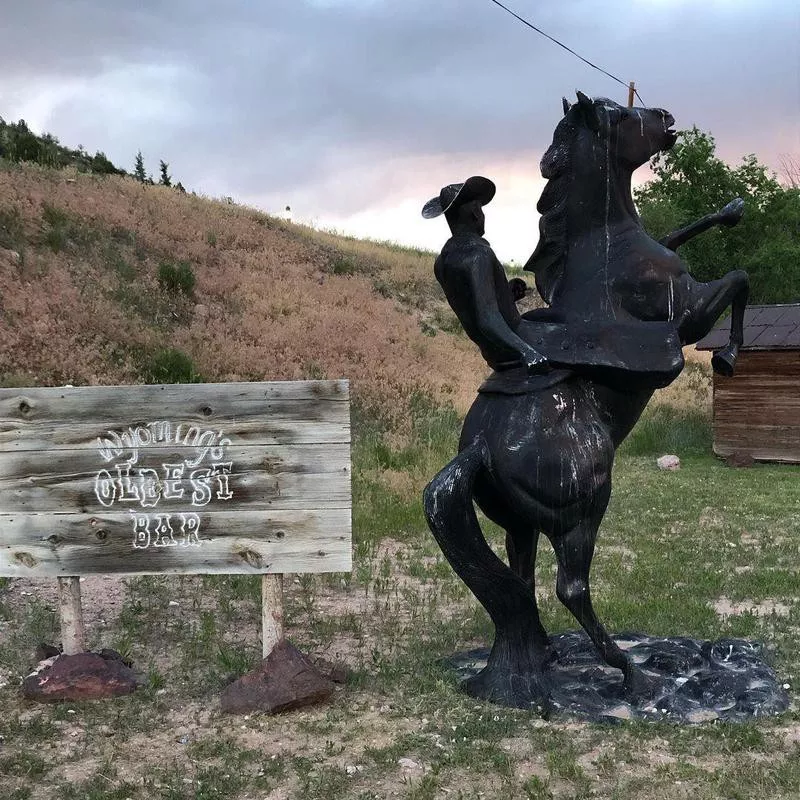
[696,304,800,350]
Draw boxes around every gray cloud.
[1,0,797,219]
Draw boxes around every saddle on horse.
[479,308,685,395]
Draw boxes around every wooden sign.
[0,381,351,577]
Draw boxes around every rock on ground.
[220,639,334,715]
[656,454,680,471]
[22,651,139,702]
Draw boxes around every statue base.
[446,632,789,723]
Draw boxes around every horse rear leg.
[423,439,550,709]
[506,527,550,647]
[678,270,749,376]
[550,515,655,700]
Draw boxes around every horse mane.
[525,99,615,304]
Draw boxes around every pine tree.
[159,160,172,187]
[133,151,147,182]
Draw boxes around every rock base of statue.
[446,632,789,723]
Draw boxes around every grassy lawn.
[0,400,798,800]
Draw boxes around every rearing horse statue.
[423,92,749,709]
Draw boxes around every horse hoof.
[462,664,550,712]
[624,668,658,702]
[711,346,737,377]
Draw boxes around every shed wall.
[712,350,800,463]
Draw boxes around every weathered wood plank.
[0,380,349,419]
[0,508,351,576]
[0,444,351,512]
[0,381,349,451]
[0,419,350,452]
[711,351,800,464]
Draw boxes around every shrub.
[157,259,196,296]
[0,205,23,250]
[40,203,91,253]
[328,256,356,275]
[141,348,203,384]
[620,404,712,457]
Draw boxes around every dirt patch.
[712,596,792,618]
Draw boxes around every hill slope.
[0,160,485,414]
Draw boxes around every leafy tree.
[91,151,122,175]
[133,150,147,182]
[0,116,125,174]
[159,159,171,187]
[635,128,800,303]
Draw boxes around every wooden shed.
[696,304,800,463]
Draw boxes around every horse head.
[561,91,677,171]
[528,92,678,306]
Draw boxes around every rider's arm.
[460,251,548,373]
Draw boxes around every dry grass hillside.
[0,161,485,413]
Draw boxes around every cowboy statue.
[420,91,751,711]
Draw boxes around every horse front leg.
[710,271,750,376]
[659,198,744,252]
[549,508,657,701]
[677,270,750,376]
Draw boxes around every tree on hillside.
[159,159,172,187]
[134,150,147,182]
[91,151,123,175]
[635,128,800,304]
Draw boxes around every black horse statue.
[423,92,749,709]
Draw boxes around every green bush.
[328,256,356,275]
[0,205,23,250]
[40,203,94,253]
[157,259,196,296]
[620,404,712,457]
[141,348,203,384]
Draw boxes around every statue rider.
[422,176,549,376]
[424,176,696,391]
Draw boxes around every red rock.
[220,640,334,715]
[22,652,139,702]
[726,452,755,468]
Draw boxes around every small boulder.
[23,652,139,702]
[656,454,680,471]
[220,639,334,715]
[726,451,754,468]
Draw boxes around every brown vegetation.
[0,163,485,412]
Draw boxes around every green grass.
[621,403,712,456]
[140,347,203,384]
[157,259,196,296]
[0,397,798,800]
[0,204,24,250]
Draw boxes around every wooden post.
[627,81,636,108]
[57,576,86,655]
[261,574,285,659]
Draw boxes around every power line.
[485,0,646,106]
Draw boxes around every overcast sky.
[1,0,798,261]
